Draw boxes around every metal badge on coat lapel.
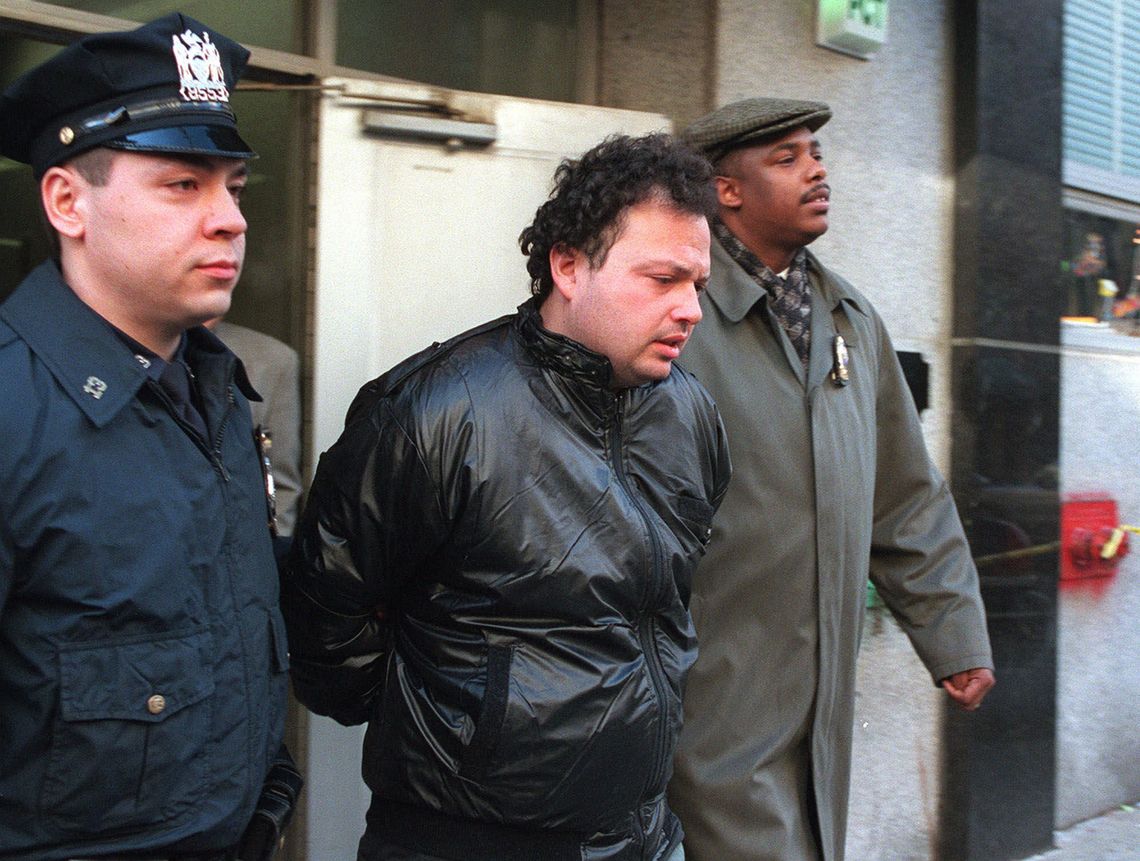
[830,334,849,386]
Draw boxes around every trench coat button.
[147,694,167,715]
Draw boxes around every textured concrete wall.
[597,1,714,128]
[852,609,944,859]
[1057,323,1140,829]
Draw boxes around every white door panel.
[313,78,668,454]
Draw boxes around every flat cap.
[0,12,255,177]
[683,97,831,162]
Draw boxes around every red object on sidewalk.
[1061,493,1128,581]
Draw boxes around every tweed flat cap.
[683,97,831,162]
[0,12,254,177]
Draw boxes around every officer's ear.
[40,165,88,240]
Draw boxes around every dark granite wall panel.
[943,2,1064,859]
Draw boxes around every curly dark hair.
[519,132,715,301]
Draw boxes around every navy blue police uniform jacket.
[0,261,289,860]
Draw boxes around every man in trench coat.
[667,98,995,860]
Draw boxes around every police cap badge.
[0,12,255,177]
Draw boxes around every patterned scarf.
[714,221,811,368]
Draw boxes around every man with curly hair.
[282,133,732,861]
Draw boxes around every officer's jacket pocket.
[40,628,214,835]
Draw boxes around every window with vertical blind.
[1063,0,1140,201]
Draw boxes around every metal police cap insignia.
[0,12,256,178]
[172,27,232,103]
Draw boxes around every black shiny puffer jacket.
[284,300,730,860]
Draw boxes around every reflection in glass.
[1062,207,1140,336]
[46,0,304,54]
[336,0,582,102]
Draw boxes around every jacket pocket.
[675,494,714,551]
[458,642,513,780]
[268,607,291,674]
[40,628,215,835]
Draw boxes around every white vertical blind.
[1064,0,1140,200]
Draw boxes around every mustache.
[800,183,831,204]
[658,323,692,343]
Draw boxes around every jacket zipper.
[607,392,672,811]
[147,379,231,481]
[212,387,235,482]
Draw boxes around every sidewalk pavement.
[1022,804,1139,860]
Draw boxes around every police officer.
[0,14,299,861]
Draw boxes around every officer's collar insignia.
[83,376,108,399]
[172,28,230,103]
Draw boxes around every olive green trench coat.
[667,242,993,860]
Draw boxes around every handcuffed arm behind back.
[281,395,447,725]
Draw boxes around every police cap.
[0,12,255,177]
[683,97,831,163]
